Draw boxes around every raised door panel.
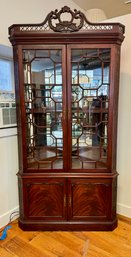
[22,178,67,220]
[68,179,112,221]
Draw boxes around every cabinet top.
[8,6,125,45]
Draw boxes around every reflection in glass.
[23,49,63,169]
[71,48,110,169]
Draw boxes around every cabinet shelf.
[25,108,108,114]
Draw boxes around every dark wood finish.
[9,6,124,231]
[22,178,67,220]
[68,178,111,220]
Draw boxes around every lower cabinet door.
[20,177,115,224]
[68,178,112,221]
[22,178,67,220]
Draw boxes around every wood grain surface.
[0,218,130,257]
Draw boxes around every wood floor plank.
[30,233,85,257]
[84,232,131,257]
[113,220,131,243]
[1,236,52,257]
[0,222,39,245]
[8,222,39,242]
[43,231,89,255]
[87,244,115,257]
[0,247,17,257]
[82,221,131,257]
[0,219,130,257]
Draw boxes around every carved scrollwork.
[46,6,85,32]
[9,6,125,36]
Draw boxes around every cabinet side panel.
[109,45,121,171]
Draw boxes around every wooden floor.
[0,217,131,257]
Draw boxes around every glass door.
[67,46,110,170]
[22,46,67,170]
[21,45,111,171]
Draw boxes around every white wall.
[0,1,131,229]
[0,129,19,228]
[102,13,131,218]
[109,14,131,218]
[0,43,19,228]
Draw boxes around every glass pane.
[23,49,63,169]
[0,59,14,91]
[71,48,110,169]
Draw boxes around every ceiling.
[72,0,131,19]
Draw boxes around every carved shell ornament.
[47,6,85,32]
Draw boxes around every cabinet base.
[18,218,118,231]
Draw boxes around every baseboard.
[117,214,131,224]
[0,206,19,229]
[117,203,131,218]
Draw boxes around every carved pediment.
[47,6,85,32]
[9,6,125,38]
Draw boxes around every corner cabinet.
[9,6,125,231]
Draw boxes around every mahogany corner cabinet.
[8,6,125,231]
